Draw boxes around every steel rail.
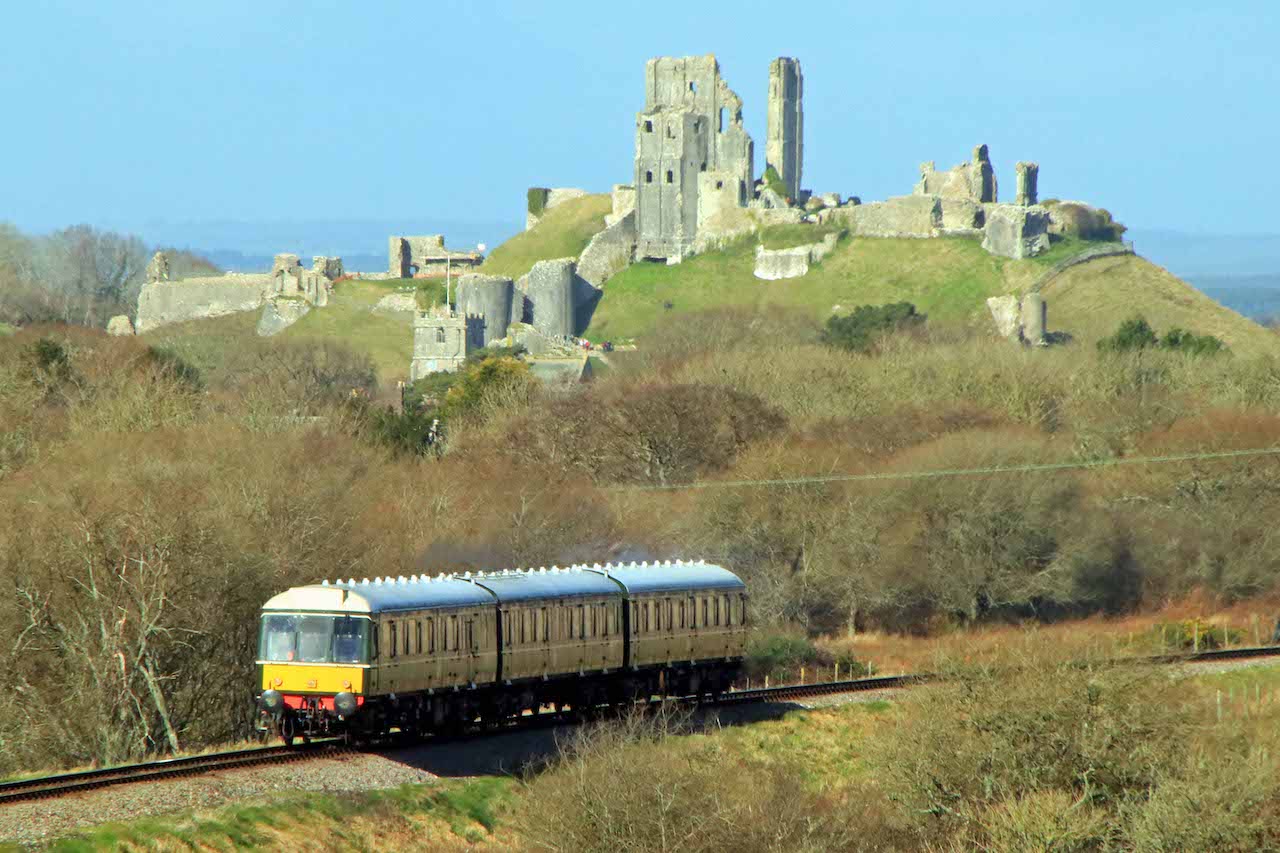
[0,740,342,806]
[6,645,1278,806]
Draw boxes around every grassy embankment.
[478,194,611,280]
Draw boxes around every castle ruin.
[634,56,755,261]
[389,235,484,279]
[765,58,803,202]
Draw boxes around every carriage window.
[679,600,687,628]
[404,620,411,655]
[427,617,436,653]
[702,598,709,628]
[415,621,422,653]
[714,597,721,627]
[389,621,398,658]
[653,601,660,632]
[741,595,749,625]
[631,602,639,633]
[541,608,549,642]
[666,600,674,630]
[579,605,587,639]
[589,604,597,638]
[465,619,475,652]
[449,615,459,650]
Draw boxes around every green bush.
[1099,315,1224,356]
[526,187,550,218]
[821,302,925,353]
[745,632,820,680]
[1163,327,1226,356]
[1098,316,1159,352]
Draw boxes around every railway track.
[7,644,1279,806]
[0,741,344,806]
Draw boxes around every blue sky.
[3,0,1277,244]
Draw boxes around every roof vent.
[361,578,370,585]
[321,580,330,586]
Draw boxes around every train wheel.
[280,715,297,747]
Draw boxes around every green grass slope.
[587,232,1277,356]
[479,194,611,279]
[1043,255,1279,357]
[587,233,1071,341]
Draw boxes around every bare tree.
[35,225,147,327]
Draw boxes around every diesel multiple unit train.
[255,560,748,742]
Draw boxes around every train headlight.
[259,689,284,714]
[334,692,358,717]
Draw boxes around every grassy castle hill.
[143,197,1280,390]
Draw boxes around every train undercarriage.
[256,661,741,745]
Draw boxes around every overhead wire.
[610,446,1280,492]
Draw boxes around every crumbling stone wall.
[577,210,636,287]
[606,184,636,227]
[312,256,344,280]
[982,205,1051,259]
[136,249,334,333]
[986,292,1049,345]
[915,144,998,203]
[389,235,483,278]
[135,274,274,333]
[634,55,754,261]
[766,57,803,202]
[145,251,170,283]
[753,232,838,281]
[835,196,942,238]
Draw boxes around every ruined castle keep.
[634,56,756,261]
[765,58,803,202]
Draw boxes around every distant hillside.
[479,194,611,279]
[1189,274,1280,322]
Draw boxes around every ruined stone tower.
[634,55,754,261]
[765,57,803,202]
[1015,162,1039,206]
[970,144,998,203]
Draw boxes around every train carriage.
[254,560,748,742]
